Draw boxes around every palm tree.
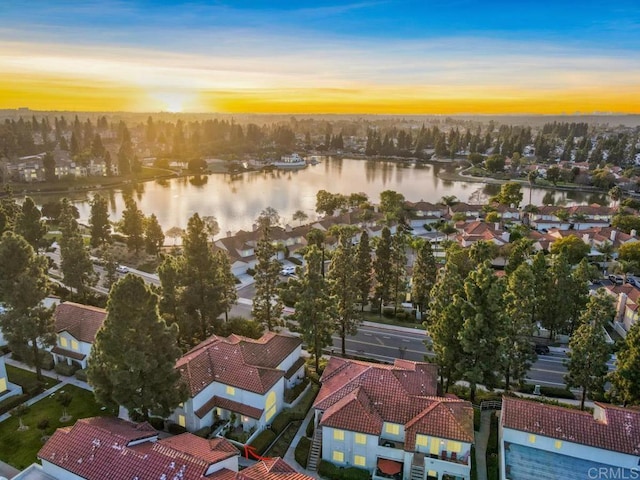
[527,171,538,207]
[440,195,459,216]
[437,222,457,241]
[596,241,614,273]
[609,186,623,209]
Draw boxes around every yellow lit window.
[355,433,367,444]
[332,451,344,463]
[333,429,344,441]
[71,340,79,351]
[60,337,68,347]
[428,470,437,477]
[447,441,462,453]
[430,439,440,455]
[528,434,536,444]
[416,434,429,447]
[354,455,366,467]
[265,391,277,422]
[555,440,562,449]
[178,415,186,427]
[385,423,400,435]
[178,402,184,408]
[0,377,6,393]
[226,386,235,396]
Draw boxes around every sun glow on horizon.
[149,91,200,113]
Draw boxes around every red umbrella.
[378,458,402,475]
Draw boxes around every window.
[428,471,437,478]
[59,336,68,347]
[0,377,6,393]
[332,451,344,463]
[528,434,536,444]
[355,433,367,445]
[555,440,562,449]
[226,386,235,396]
[385,423,400,435]
[71,340,79,351]
[178,402,184,408]
[333,429,344,441]
[265,391,277,422]
[354,455,366,467]
[447,441,462,453]
[430,439,440,455]
[416,434,429,447]
[178,415,186,427]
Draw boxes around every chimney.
[285,224,292,233]
[582,234,590,244]
[494,222,500,231]
[252,223,258,232]
[226,230,232,238]
[610,230,617,242]
[632,229,637,238]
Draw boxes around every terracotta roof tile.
[321,387,383,435]
[502,397,640,456]
[235,458,314,480]
[405,401,475,448]
[54,302,106,343]
[158,434,239,464]
[51,346,86,361]
[177,333,301,397]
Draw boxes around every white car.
[116,265,129,274]
[280,266,295,276]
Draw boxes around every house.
[212,458,315,480]
[51,302,107,370]
[456,221,510,248]
[447,203,483,221]
[604,284,640,337]
[0,355,23,401]
[312,357,474,480]
[528,206,571,231]
[500,396,640,480]
[26,416,241,480]
[406,201,447,227]
[171,332,304,435]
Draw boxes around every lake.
[29,157,607,235]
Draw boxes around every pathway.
[282,407,321,479]
[475,410,492,480]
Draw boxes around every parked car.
[534,344,550,355]
[608,274,624,285]
[116,265,129,274]
[280,266,295,276]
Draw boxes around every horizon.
[1,1,639,115]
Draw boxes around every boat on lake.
[272,153,307,169]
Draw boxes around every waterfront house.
[406,201,448,227]
[312,357,474,480]
[171,332,304,435]
[51,302,107,370]
[500,396,640,480]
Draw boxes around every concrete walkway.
[5,356,93,392]
[282,408,321,479]
[474,410,492,480]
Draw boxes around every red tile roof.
[54,302,107,344]
[195,396,264,420]
[51,346,86,361]
[314,358,473,445]
[235,458,314,480]
[38,417,240,480]
[502,397,640,456]
[177,333,301,396]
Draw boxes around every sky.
[0,0,639,114]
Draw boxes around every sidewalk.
[474,410,492,480]
[282,408,321,479]
[4,356,93,392]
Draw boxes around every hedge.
[249,429,277,455]
[294,436,311,468]
[167,422,187,435]
[517,384,575,399]
[193,426,212,438]
[54,362,78,377]
[271,409,292,435]
[74,369,88,382]
[148,417,165,431]
[305,417,314,437]
[317,460,370,480]
[0,393,29,416]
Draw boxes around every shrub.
[74,369,88,382]
[54,362,78,377]
[148,417,165,431]
[517,384,575,399]
[423,224,433,231]
[294,436,311,468]
[306,417,314,437]
[271,409,293,435]
[249,429,277,455]
[193,426,212,438]
[317,461,370,480]
[288,257,303,265]
[0,393,29,415]
[167,422,187,435]
[382,308,395,318]
[246,268,256,276]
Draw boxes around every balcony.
[378,437,405,450]
[425,450,470,466]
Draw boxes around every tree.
[88,275,186,420]
[202,215,220,244]
[411,239,437,318]
[59,200,97,297]
[215,250,238,322]
[609,185,623,208]
[379,190,407,225]
[389,232,408,313]
[15,197,47,251]
[619,242,640,266]
[121,197,145,253]
[546,166,561,185]
[292,210,308,225]
[490,182,523,207]
[440,195,458,214]
[549,235,590,264]
[165,227,185,245]
[89,194,111,247]
[355,230,372,312]
[43,152,56,182]
[256,206,280,234]
[57,392,73,422]
[373,227,393,314]
[328,234,360,356]
[596,241,614,271]
[527,171,538,207]
[501,263,537,390]
[11,405,29,431]
[610,321,640,406]
[0,232,55,381]
[612,214,640,234]
[485,154,505,173]
[456,261,505,403]
[180,213,223,343]
[290,246,334,373]
[565,290,614,410]
[252,229,283,331]
[437,222,457,240]
[315,190,346,216]
[144,214,165,256]
[505,238,533,275]
[425,263,464,392]
[157,255,189,347]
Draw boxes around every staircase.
[307,427,323,471]
[410,464,425,480]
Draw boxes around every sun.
[150,91,195,112]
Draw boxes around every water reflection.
[28,157,603,234]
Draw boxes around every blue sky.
[0,1,638,113]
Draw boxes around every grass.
[0,385,114,470]
[362,311,426,330]
[265,419,302,458]
[7,365,59,391]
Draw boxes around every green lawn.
[7,365,59,391]
[362,311,426,330]
[0,385,113,470]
